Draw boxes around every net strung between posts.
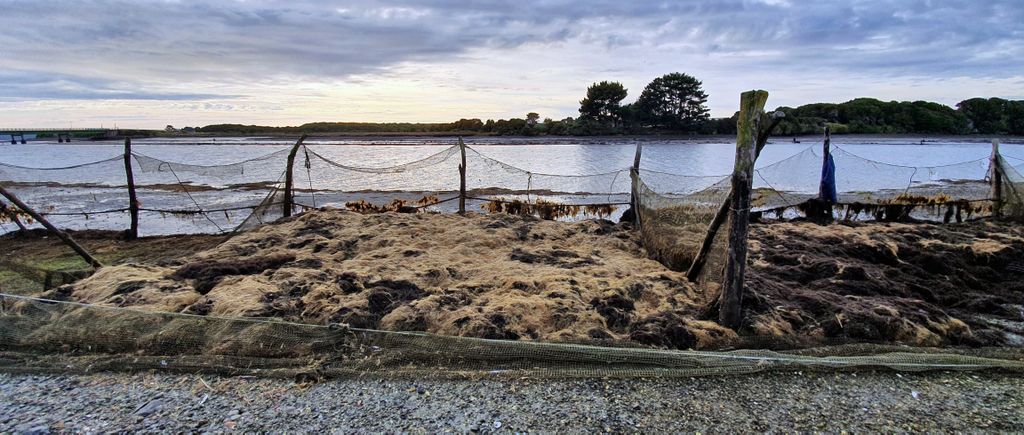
[287,144,633,221]
[752,144,996,220]
[0,149,289,235]
[2,293,1022,378]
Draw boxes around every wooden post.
[283,134,308,218]
[991,139,1003,218]
[719,90,769,330]
[0,186,102,268]
[686,111,784,282]
[458,137,467,215]
[630,142,644,226]
[124,137,140,239]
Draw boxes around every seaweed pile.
[23,209,1024,350]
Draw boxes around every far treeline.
[198,73,1024,136]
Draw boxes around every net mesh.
[2,293,1021,378]
[750,144,995,219]
[997,154,1024,219]
[0,149,288,235]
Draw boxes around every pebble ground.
[2,370,1023,433]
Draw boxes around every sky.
[1,0,1022,128]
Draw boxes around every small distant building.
[182,127,196,134]
[165,125,177,132]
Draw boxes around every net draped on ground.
[2,138,1023,377]
[1,293,1022,378]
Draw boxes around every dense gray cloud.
[0,0,1021,103]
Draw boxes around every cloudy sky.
[1,0,1022,128]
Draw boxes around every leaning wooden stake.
[686,112,783,281]
[0,186,102,268]
[283,134,308,218]
[719,90,769,330]
[458,137,467,215]
[991,139,1003,218]
[124,137,140,239]
[630,142,644,226]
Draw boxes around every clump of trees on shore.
[198,76,1024,136]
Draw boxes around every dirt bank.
[6,209,1024,349]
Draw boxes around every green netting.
[2,293,1021,378]
[997,155,1024,219]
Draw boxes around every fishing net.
[0,149,289,236]
[634,170,730,289]
[462,147,630,219]
[1,293,1021,379]
[996,154,1024,219]
[290,144,462,216]
[753,144,996,221]
[0,157,132,231]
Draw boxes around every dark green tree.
[635,73,709,130]
[957,98,1010,134]
[578,81,628,127]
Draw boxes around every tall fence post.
[283,134,308,218]
[0,186,102,268]
[630,142,643,226]
[720,90,768,330]
[123,137,140,239]
[458,137,467,215]
[991,139,1003,218]
[686,111,783,282]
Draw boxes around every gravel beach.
[2,370,1022,433]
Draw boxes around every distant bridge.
[0,128,119,143]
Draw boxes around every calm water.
[2,136,1022,235]
[3,136,1023,175]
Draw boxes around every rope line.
[0,156,123,171]
[832,145,990,169]
[132,148,289,169]
[158,162,225,233]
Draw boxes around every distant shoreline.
[71,133,1024,145]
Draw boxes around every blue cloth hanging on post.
[820,152,838,203]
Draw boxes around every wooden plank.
[282,134,308,218]
[719,90,769,329]
[458,137,467,215]
[124,137,140,239]
[0,186,102,268]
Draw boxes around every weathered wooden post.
[686,111,783,282]
[719,90,768,330]
[630,142,644,226]
[283,134,308,218]
[123,137,140,239]
[0,186,102,268]
[458,137,467,215]
[991,139,1003,218]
